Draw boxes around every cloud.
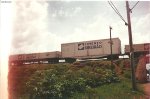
[132,13,150,43]
[11,0,50,54]
[73,7,82,14]
[11,1,150,54]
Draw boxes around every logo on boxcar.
[78,43,84,50]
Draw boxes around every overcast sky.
[10,0,150,54]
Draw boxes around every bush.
[25,63,120,98]
[123,70,131,79]
[9,61,120,98]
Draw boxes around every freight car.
[9,38,121,65]
[125,43,150,58]
[61,38,121,62]
[9,51,61,66]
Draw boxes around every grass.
[72,75,145,99]
[73,61,146,99]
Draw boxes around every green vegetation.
[25,61,119,99]
[8,59,144,99]
[72,77,144,99]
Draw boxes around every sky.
[1,1,149,98]
[10,0,150,54]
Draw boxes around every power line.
[108,1,127,24]
[109,1,124,20]
[130,1,139,12]
[108,1,127,25]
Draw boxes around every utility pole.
[109,26,113,73]
[126,1,137,91]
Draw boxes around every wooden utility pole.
[126,1,137,91]
[109,26,113,73]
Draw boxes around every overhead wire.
[130,1,139,11]
[108,1,127,24]
[108,1,127,25]
[109,1,125,21]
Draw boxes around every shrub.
[123,70,131,79]
[9,62,120,99]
